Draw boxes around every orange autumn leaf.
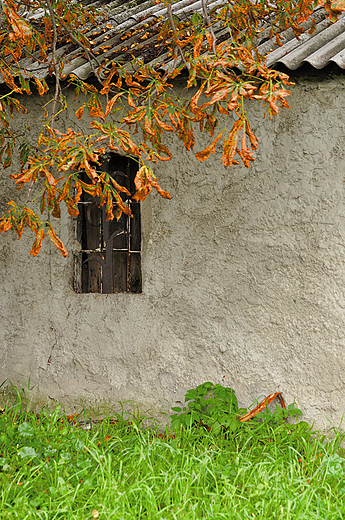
[108,137,119,150]
[218,105,230,115]
[67,198,79,217]
[42,167,57,187]
[193,34,203,59]
[81,158,100,182]
[101,63,118,88]
[127,94,137,108]
[238,130,255,168]
[113,192,132,219]
[109,177,131,196]
[153,115,174,132]
[105,92,124,116]
[75,106,85,119]
[195,131,223,162]
[268,97,279,116]
[47,226,68,257]
[245,121,258,150]
[209,89,230,105]
[200,89,229,110]
[190,85,205,118]
[2,68,21,93]
[150,179,171,199]
[34,78,49,96]
[144,116,155,136]
[4,1,32,44]
[221,121,243,167]
[30,228,45,257]
[57,177,72,203]
[15,219,24,239]
[0,217,12,233]
[107,204,114,221]
[79,181,102,198]
[118,134,139,156]
[89,107,105,120]
[122,107,146,124]
[74,182,83,204]
[10,169,34,186]
[133,166,171,202]
[206,32,214,51]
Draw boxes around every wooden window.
[75,154,142,294]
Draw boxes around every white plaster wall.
[1,75,345,429]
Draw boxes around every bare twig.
[167,5,189,71]
[26,179,35,203]
[58,18,103,83]
[201,0,217,55]
[44,0,61,130]
[201,0,239,79]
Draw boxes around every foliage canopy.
[0,0,344,256]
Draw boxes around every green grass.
[1,399,345,519]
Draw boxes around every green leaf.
[191,411,200,422]
[288,403,303,416]
[171,407,182,413]
[19,446,37,459]
[211,421,221,435]
[191,11,202,26]
[184,414,193,427]
[171,418,181,431]
[18,422,34,437]
[296,421,310,431]
[2,464,13,472]
[184,389,197,401]
[228,418,239,432]
[326,454,344,477]
[202,382,214,391]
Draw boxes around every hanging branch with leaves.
[0,0,344,256]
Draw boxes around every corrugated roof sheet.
[260,9,345,70]
[2,1,345,85]
[6,0,226,81]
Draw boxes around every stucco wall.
[1,75,345,429]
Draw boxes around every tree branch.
[58,17,103,83]
[167,5,189,71]
[44,0,61,130]
[201,0,217,55]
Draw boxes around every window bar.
[127,199,131,292]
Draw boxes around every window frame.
[74,154,142,294]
